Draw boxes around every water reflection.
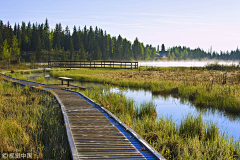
[113,88,240,141]
[25,72,240,141]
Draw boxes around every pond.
[139,60,240,67]
[25,72,240,142]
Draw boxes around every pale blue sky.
[1,0,239,52]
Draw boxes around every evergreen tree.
[0,20,3,50]
[112,37,117,60]
[83,25,88,50]
[116,35,123,60]
[21,22,28,51]
[1,39,10,60]
[61,47,67,60]
[87,26,94,55]
[161,44,165,52]
[106,34,112,60]
[93,41,102,60]
[78,41,87,60]
[64,25,70,51]
[132,38,144,60]
[30,23,37,51]
[69,37,74,60]
[72,25,80,51]
[11,35,20,60]
[43,19,50,51]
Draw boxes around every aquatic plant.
[79,85,240,159]
[48,68,240,116]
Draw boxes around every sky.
[1,0,240,53]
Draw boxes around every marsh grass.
[0,76,70,159]
[79,85,240,159]
[48,68,240,116]
[3,69,240,159]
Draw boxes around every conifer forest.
[0,18,240,63]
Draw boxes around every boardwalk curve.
[3,74,165,160]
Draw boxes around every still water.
[26,73,240,142]
[139,60,240,67]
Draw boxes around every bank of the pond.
[4,71,240,159]
[77,86,240,159]
[49,68,240,116]
[0,75,70,159]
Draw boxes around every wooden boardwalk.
[48,60,138,69]
[51,87,146,159]
[3,75,165,160]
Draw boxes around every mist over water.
[139,60,240,67]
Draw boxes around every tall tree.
[64,25,70,51]
[69,37,74,60]
[1,39,10,60]
[21,22,28,51]
[132,38,144,60]
[72,25,80,51]
[11,35,20,60]
[161,44,165,52]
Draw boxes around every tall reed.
[79,85,240,159]
[48,68,240,116]
[0,76,70,159]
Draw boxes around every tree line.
[1,18,239,63]
[166,46,240,60]
[0,19,156,62]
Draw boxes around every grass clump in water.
[49,68,240,116]
[79,85,240,159]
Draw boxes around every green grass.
[48,68,240,116]
[3,69,240,159]
[0,75,70,159]
[78,85,240,159]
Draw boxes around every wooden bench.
[58,77,74,87]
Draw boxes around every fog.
[139,60,240,67]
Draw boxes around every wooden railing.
[48,61,138,69]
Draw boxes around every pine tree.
[21,22,28,51]
[132,38,144,60]
[106,34,112,60]
[69,37,74,60]
[79,41,87,60]
[64,25,70,51]
[112,37,117,60]
[93,41,101,60]
[43,19,50,51]
[161,44,165,52]
[11,35,20,60]
[1,39,10,60]
[0,20,3,50]
[72,25,80,51]
[116,35,123,60]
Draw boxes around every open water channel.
[26,72,240,142]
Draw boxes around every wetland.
[4,65,240,159]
